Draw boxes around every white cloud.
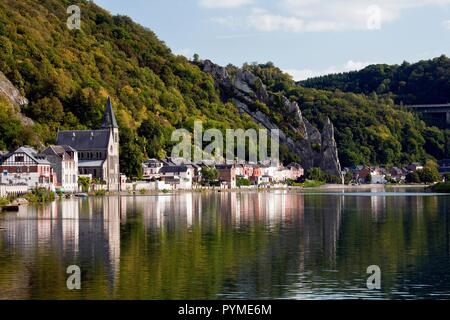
[247,9,340,31]
[285,60,374,81]
[199,0,253,9]
[213,8,341,32]
[210,0,450,32]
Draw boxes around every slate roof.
[42,145,77,160]
[101,97,119,129]
[13,146,51,165]
[56,130,111,150]
[160,165,190,173]
[79,160,105,168]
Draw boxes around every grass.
[0,197,9,206]
[303,180,326,188]
[93,190,107,197]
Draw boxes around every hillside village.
[1,97,449,199]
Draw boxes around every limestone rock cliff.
[0,71,34,127]
[199,60,343,180]
[0,71,28,107]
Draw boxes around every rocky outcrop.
[0,71,34,127]
[0,71,28,106]
[320,118,342,179]
[199,60,343,180]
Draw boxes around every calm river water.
[0,190,449,300]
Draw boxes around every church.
[56,97,120,191]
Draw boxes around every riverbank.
[303,183,430,190]
[104,183,433,197]
[431,182,450,193]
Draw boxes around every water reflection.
[0,192,449,299]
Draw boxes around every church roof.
[101,96,118,129]
[79,160,105,168]
[56,130,111,150]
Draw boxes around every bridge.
[405,104,450,128]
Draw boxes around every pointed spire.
[101,96,119,129]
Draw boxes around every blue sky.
[94,0,450,80]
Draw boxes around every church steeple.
[101,96,119,129]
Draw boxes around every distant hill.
[0,0,447,177]
[300,55,450,105]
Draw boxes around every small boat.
[1,204,20,212]
[75,193,89,198]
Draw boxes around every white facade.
[159,166,194,190]
[142,159,163,180]
[0,147,55,190]
[61,156,79,192]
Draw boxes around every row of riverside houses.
[343,162,448,184]
[140,158,304,190]
[0,98,122,196]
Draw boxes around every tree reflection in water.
[0,191,449,299]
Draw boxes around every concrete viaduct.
[405,104,450,128]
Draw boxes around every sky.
[94,0,450,80]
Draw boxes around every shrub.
[303,180,326,188]
[0,197,9,206]
[406,171,421,183]
[25,188,55,203]
[237,178,251,187]
[94,190,107,197]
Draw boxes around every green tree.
[78,176,91,192]
[201,167,219,186]
[237,178,251,187]
[418,168,441,184]
[120,127,145,180]
[406,171,421,183]
[307,167,326,182]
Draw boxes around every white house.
[159,165,194,190]
[142,158,163,180]
[371,168,387,184]
[0,146,56,190]
[42,145,79,193]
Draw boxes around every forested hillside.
[244,63,449,166]
[0,0,259,177]
[301,55,450,105]
[0,0,447,177]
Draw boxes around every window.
[15,156,24,163]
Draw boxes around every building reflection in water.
[1,192,347,298]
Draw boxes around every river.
[0,190,449,299]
